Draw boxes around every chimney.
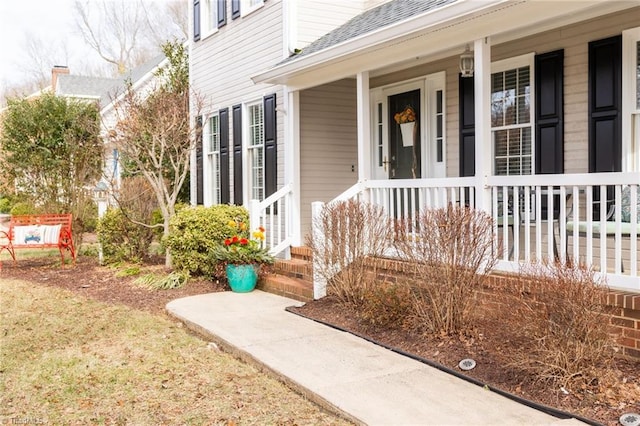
[51,65,69,92]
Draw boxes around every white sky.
[0,0,99,93]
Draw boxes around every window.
[436,90,444,163]
[241,0,263,16]
[623,27,640,171]
[206,114,221,204]
[491,57,533,175]
[201,0,217,38]
[376,103,383,167]
[247,101,264,201]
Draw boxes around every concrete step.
[273,257,312,282]
[258,273,313,302]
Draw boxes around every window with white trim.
[623,27,640,171]
[491,58,533,175]
[206,114,221,204]
[242,0,263,16]
[201,0,217,38]
[247,101,264,201]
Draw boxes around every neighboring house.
[53,55,168,216]
[190,0,640,293]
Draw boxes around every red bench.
[0,214,76,267]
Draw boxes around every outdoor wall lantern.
[459,44,474,78]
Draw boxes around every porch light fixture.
[459,44,474,78]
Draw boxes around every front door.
[389,89,421,179]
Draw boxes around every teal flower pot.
[226,264,258,293]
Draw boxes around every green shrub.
[9,201,37,216]
[164,205,249,278]
[79,200,99,233]
[97,208,155,264]
[0,197,12,214]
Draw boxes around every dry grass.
[0,278,351,425]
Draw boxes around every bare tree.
[108,42,202,268]
[73,0,186,76]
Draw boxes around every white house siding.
[190,0,285,206]
[295,0,365,49]
[299,79,359,235]
[367,7,640,179]
[490,7,640,174]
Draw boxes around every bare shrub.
[307,199,394,307]
[394,204,497,335]
[359,281,413,329]
[506,260,616,389]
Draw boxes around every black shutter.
[195,116,204,205]
[232,105,243,205]
[589,35,622,217]
[263,94,277,198]
[589,35,622,174]
[535,49,564,175]
[193,0,201,41]
[535,50,565,219]
[459,75,475,177]
[217,0,226,27]
[231,0,240,19]
[219,108,230,204]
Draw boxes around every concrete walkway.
[166,290,587,426]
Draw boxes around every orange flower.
[394,106,416,124]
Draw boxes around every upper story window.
[194,0,227,41]
[232,0,263,19]
[201,0,218,38]
[491,55,533,176]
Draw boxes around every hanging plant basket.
[400,121,415,147]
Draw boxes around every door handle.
[382,156,390,172]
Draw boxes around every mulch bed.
[1,254,639,426]
[290,297,640,426]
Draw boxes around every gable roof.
[281,0,456,65]
[54,53,167,110]
[56,75,119,101]
[254,0,636,89]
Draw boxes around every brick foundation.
[367,257,640,360]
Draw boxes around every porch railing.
[318,172,639,293]
[249,183,294,257]
[332,177,478,232]
[487,172,639,291]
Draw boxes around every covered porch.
[250,0,640,293]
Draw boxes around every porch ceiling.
[252,0,638,91]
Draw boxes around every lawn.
[0,278,350,425]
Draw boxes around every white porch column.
[284,87,302,246]
[357,71,372,182]
[474,37,492,212]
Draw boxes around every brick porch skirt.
[369,257,640,360]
